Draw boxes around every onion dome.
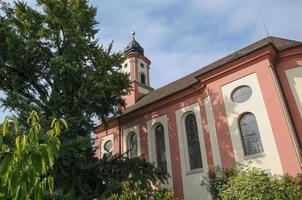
[124,31,144,56]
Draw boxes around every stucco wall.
[175,103,210,200]
[147,115,174,191]
[96,45,302,200]
[221,73,283,174]
[285,66,302,118]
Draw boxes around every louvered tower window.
[140,73,146,84]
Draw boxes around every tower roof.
[124,32,144,56]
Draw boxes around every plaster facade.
[95,36,302,200]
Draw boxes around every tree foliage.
[0,111,65,200]
[50,152,169,199]
[0,0,131,128]
[0,0,133,198]
[0,1,169,199]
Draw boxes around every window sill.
[244,152,265,160]
[186,168,204,175]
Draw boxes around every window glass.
[231,86,252,103]
[155,124,167,173]
[128,132,138,158]
[239,113,264,156]
[185,114,203,170]
[104,140,112,153]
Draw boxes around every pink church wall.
[96,44,302,200]
[197,46,301,175]
[120,88,217,199]
[276,47,302,145]
[95,120,120,158]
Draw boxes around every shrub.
[202,165,302,200]
[106,181,174,200]
[201,166,237,199]
[92,153,169,199]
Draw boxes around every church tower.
[121,32,153,107]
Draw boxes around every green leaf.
[15,136,21,157]
[31,153,43,174]
[47,146,54,167]
[60,118,68,130]
[50,118,57,129]
[19,183,27,200]
[48,176,54,195]
[27,170,35,191]
[13,116,19,135]
[11,171,20,194]
[11,185,20,200]
[0,154,13,175]
[1,117,9,137]
[0,135,2,149]
[48,138,60,157]
[40,145,50,169]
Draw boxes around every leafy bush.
[201,166,237,200]
[0,111,66,199]
[106,181,174,200]
[92,153,169,199]
[202,165,302,200]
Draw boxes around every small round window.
[104,140,112,153]
[231,86,252,103]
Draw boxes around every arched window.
[140,73,146,84]
[155,124,167,172]
[127,132,138,158]
[185,114,203,170]
[239,113,264,156]
[140,63,144,68]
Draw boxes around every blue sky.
[1,0,302,121]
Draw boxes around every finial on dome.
[132,30,136,40]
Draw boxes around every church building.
[95,35,302,200]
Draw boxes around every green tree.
[0,0,168,199]
[0,111,65,200]
[0,0,131,198]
